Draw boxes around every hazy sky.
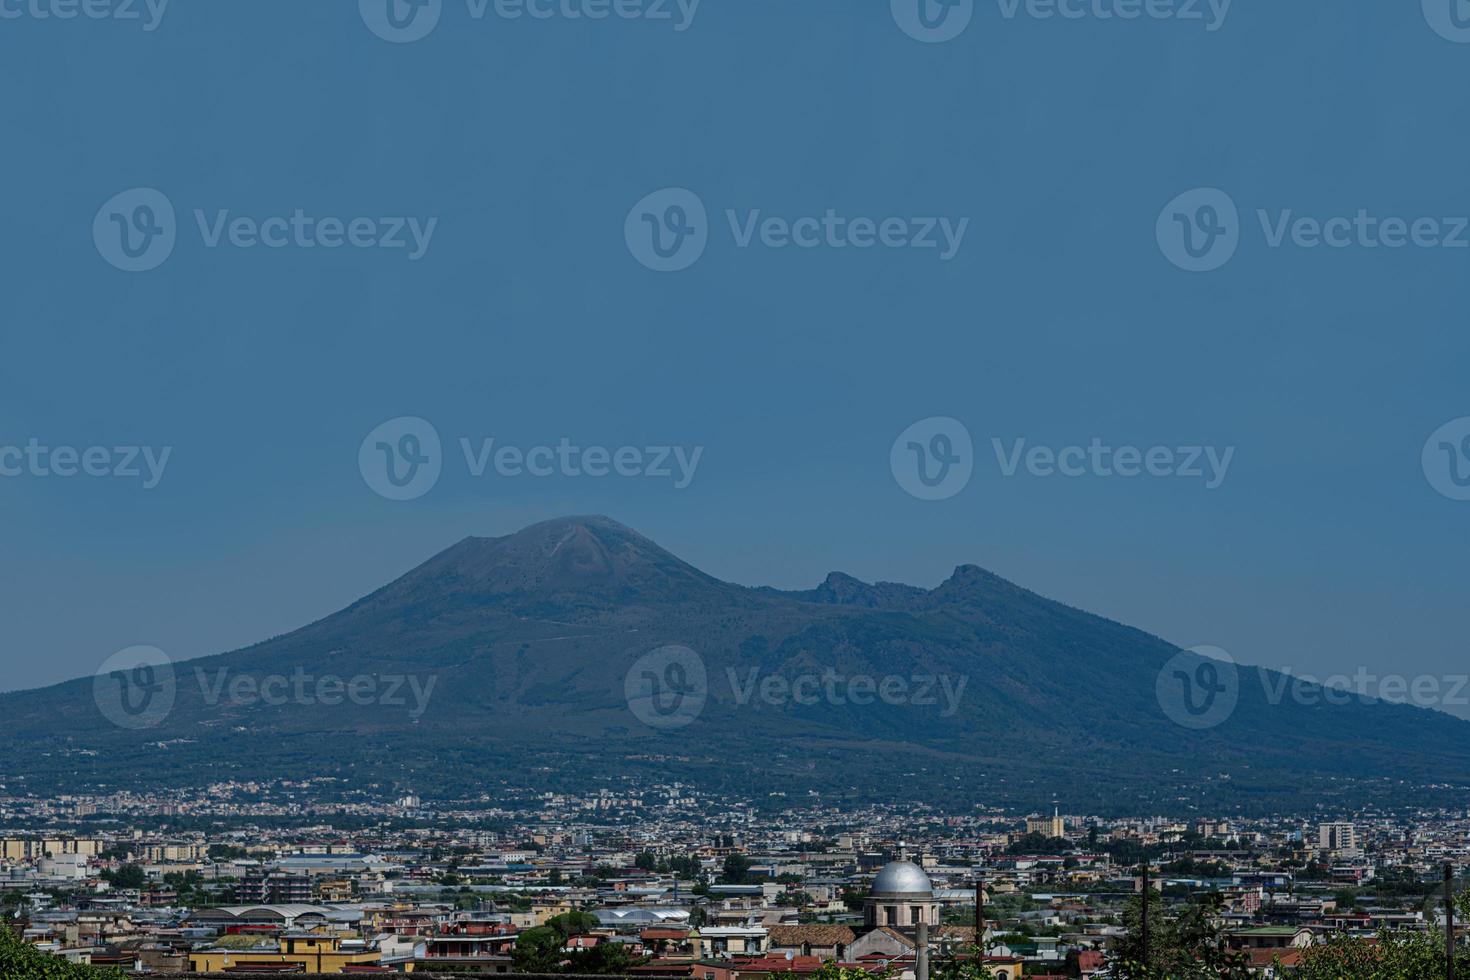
[3,1,1468,718]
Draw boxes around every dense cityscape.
[3,780,1469,977]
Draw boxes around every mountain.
[2,516,1467,814]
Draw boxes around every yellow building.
[1024,808,1065,840]
[139,842,203,862]
[531,901,574,925]
[316,878,355,902]
[187,933,382,974]
[0,838,103,861]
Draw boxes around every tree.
[513,926,564,973]
[513,912,617,974]
[102,865,146,890]
[720,853,753,885]
[567,940,639,975]
[1288,890,1470,979]
[931,945,995,980]
[0,925,125,979]
[772,962,893,980]
[1109,890,1251,980]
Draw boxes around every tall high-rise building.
[1026,804,1065,840]
[1317,822,1358,856]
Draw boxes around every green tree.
[720,853,753,884]
[0,926,125,979]
[513,926,563,973]
[931,945,995,980]
[512,911,610,974]
[773,962,892,980]
[102,865,146,890]
[1110,890,1250,980]
[1289,890,1470,979]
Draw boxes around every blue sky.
[2,0,1468,717]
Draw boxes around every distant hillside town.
[2,782,1469,977]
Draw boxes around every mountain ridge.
[2,515,1465,815]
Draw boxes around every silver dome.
[870,860,934,897]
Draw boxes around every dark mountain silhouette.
[3,516,1466,814]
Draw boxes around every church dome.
[870,860,934,897]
